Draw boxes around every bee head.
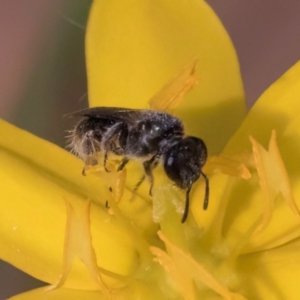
[163,136,207,189]
[163,136,209,222]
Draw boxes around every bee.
[69,106,209,223]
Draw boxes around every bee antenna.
[201,170,209,210]
[181,185,192,223]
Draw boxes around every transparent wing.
[67,107,145,124]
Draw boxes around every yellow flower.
[1,0,300,299]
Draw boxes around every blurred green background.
[1,0,91,148]
[0,0,300,298]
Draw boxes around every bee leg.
[200,170,209,210]
[103,150,110,172]
[101,122,124,171]
[117,157,129,171]
[143,156,158,196]
[128,175,146,202]
[82,168,86,176]
[181,185,192,223]
[133,175,146,193]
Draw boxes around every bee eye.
[166,156,174,166]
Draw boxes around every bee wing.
[148,60,198,112]
[67,107,144,124]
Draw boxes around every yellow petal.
[204,155,251,180]
[9,287,107,300]
[0,119,153,289]
[50,199,109,295]
[250,131,300,235]
[10,282,168,300]
[221,62,300,252]
[86,0,245,153]
[237,236,300,299]
[223,61,300,155]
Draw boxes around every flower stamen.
[151,231,248,300]
[250,130,300,235]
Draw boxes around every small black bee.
[69,107,209,223]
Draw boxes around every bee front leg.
[117,157,129,171]
[132,174,146,196]
[143,156,159,196]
